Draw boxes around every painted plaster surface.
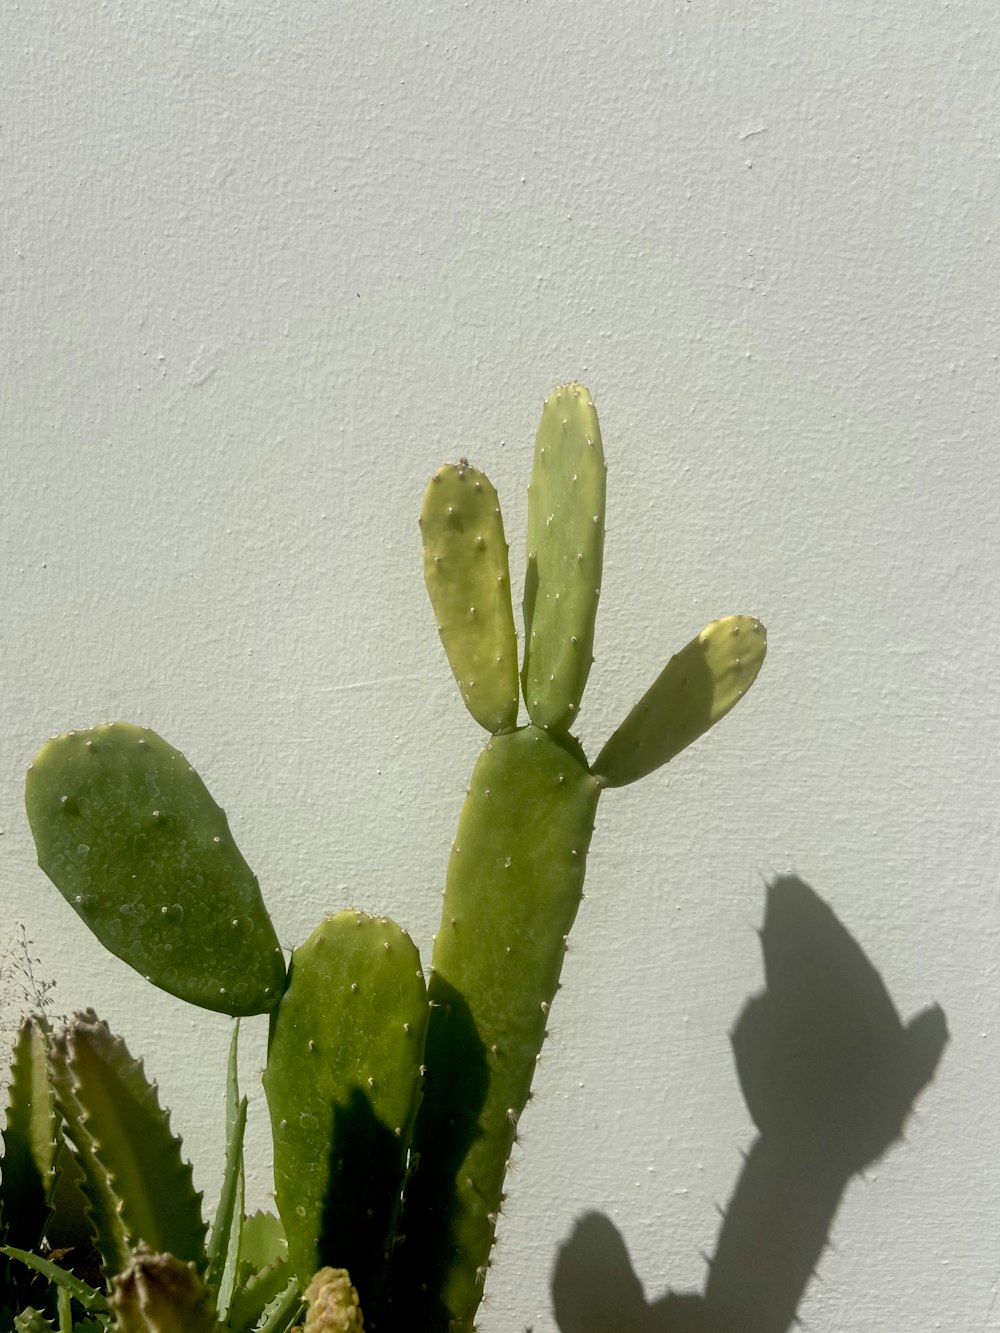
[2,3,998,1328]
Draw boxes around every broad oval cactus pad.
[26,723,286,1016]
[264,910,428,1318]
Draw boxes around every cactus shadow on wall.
[551,876,948,1333]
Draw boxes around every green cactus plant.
[7,382,765,1333]
[393,382,765,1330]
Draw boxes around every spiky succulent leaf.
[0,1247,108,1315]
[522,383,606,733]
[13,1309,56,1333]
[255,1281,304,1333]
[26,723,286,1016]
[206,1098,246,1309]
[264,912,428,1324]
[237,1211,286,1277]
[593,615,767,787]
[207,1023,246,1315]
[0,1016,58,1252]
[48,1024,131,1279]
[421,462,520,733]
[396,725,600,1332]
[224,1210,291,1333]
[226,1255,292,1333]
[55,1012,207,1271]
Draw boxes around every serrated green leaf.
[209,1022,245,1319]
[254,1281,303,1333]
[1,1016,58,1251]
[236,1212,286,1277]
[48,1024,130,1280]
[44,1133,96,1256]
[226,1254,292,1333]
[26,723,286,1016]
[58,1012,207,1270]
[1,1247,108,1314]
[13,1307,56,1333]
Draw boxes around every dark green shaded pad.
[56,1011,208,1270]
[405,725,600,1330]
[26,723,286,1016]
[594,615,767,787]
[420,461,520,733]
[522,384,606,734]
[263,911,428,1316]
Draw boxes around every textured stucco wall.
[2,3,998,1329]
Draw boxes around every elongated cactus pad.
[522,384,606,733]
[593,615,767,787]
[398,725,600,1331]
[421,462,520,733]
[26,723,286,1016]
[264,912,428,1324]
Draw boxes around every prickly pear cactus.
[25,723,286,1016]
[522,383,606,733]
[420,460,519,733]
[398,382,766,1331]
[264,911,428,1328]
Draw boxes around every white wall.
[2,2,998,1328]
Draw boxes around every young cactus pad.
[264,911,428,1321]
[25,723,286,1016]
[420,460,519,734]
[593,614,768,787]
[521,383,606,733]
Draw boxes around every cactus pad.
[522,384,606,733]
[264,911,428,1320]
[594,615,767,787]
[25,723,286,1016]
[420,461,520,733]
[402,725,600,1330]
